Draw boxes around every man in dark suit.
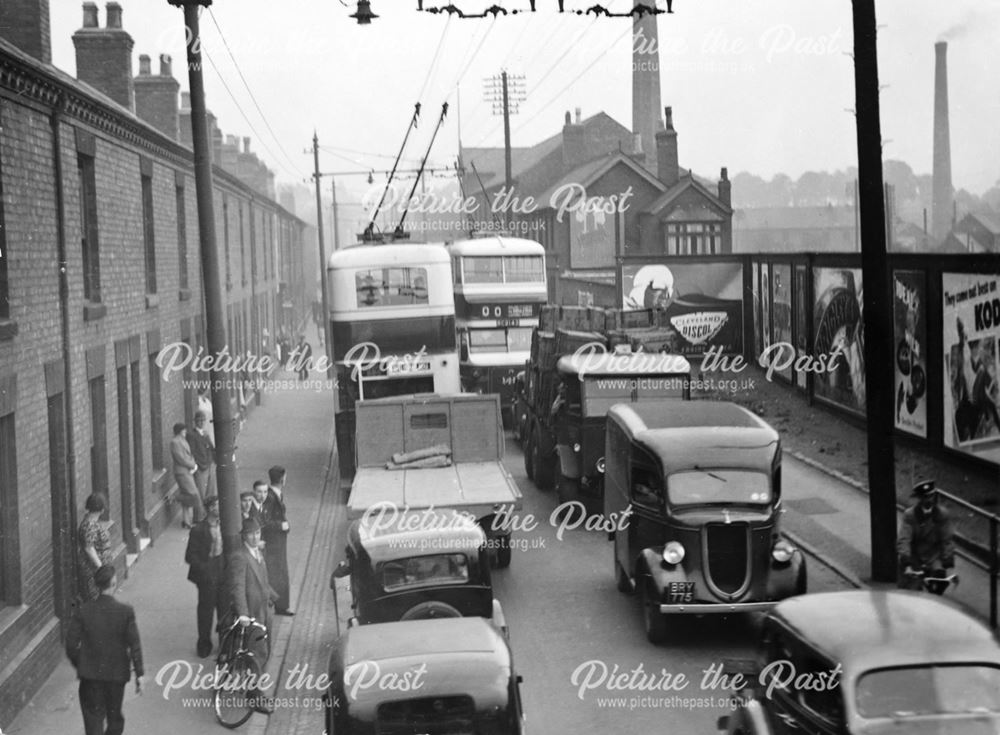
[261,465,293,615]
[185,495,226,658]
[66,564,144,735]
[188,410,216,503]
[228,518,277,715]
[292,334,312,382]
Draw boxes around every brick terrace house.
[0,1,312,718]
[462,106,732,303]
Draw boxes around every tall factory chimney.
[631,0,661,174]
[931,41,953,246]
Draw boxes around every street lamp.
[351,0,378,24]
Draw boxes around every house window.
[0,411,19,605]
[665,223,722,255]
[78,154,101,302]
[142,171,157,294]
[176,183,189,291]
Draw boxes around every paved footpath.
[7,324,335,735]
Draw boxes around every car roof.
[334,618,511,711]
[349,508,486,563]
[557,351,691,377]
[768,591,1000,675]
[609,401,779,473]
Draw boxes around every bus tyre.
[523,426,535,480]
[641,577,668,645]
[495,534,512,569]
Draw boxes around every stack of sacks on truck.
[385,444,452,470]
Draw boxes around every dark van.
[606,401,806,643]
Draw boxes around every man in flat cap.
[240,490,257,523]
[66,564,144,735]
[897,480,956,589]
[185,495,225,658]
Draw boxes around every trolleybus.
[448,237,547,428]
[328,242,460,476]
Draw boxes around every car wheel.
[495,534,512,569]
[641,577,668,644]
[615,556,633,595]
[523,425,535,480]
[400,601,463,620]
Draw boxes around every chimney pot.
[721,166,728,180]
[564,111,571,125]
[226,134,239,146]
[138,54,151,75]
[82,2,99,28]
[664,106,674,130]
[243,137,251,154]
[575,107,582,124]
[159,54,172,77]
[105,1,122,29]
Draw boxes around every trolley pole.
[852,0,897,582]
[167,0,241,556]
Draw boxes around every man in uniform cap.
[897,480,956,589]
[66,564,144,735]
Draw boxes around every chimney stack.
[0,0,53,63]
[134,51,179,139]
[717,167,731,208]
[931,41,953,245]
[72,1,135,111]
[655,107,679,187]
[561,110,588,171]
[632,0,662,174]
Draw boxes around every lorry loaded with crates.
[513,304,692,510]
[346,393,522,568]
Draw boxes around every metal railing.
[936,488,1000,629]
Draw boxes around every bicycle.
[213,616,269,729]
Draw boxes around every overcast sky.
[48,0,1000,201]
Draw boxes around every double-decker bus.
[328,242,460,476]
[448,237,547,428]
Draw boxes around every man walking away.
[185,495,226,658]
[170,423,202,528]
[66,564,144,735]
[262,465,293,615]
[189,411,216,502]
[292,334,312,382]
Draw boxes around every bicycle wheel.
[214,652,260,729]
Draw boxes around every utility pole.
[484,71,526,224]
[851,0,896,582]
[330,178,341,252]
[167,0,240,555]
[312,133,331,368]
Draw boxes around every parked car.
[719,589,1000,734]
[606,401,806,643]
[331,508,506,629]
[324,617,526,735]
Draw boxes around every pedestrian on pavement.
[261,466,293,615]
[240,490,257,522]
[292,334,312,382]
[197,388,216,445]
[897,480,956,589]
[65,564,144,735]
[77,493,112,603]
[189,411,216,503]
[227,517,276,714]
[252,480,268,519]
[185,495,226,658]
[170,423,202,528]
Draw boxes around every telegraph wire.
[206,8,307,179]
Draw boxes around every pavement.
[7,328,998,733]
[6,322,337,735]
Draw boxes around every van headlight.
[662,541,685,565]
[596,457,606,474]
[772,540,795,564]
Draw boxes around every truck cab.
[550,349,691,512]
[605,401,806,644]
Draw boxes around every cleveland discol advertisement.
[942,272,1000,463]
[893,270,927,438]
[621,261,744,356]
[812,267,865,414]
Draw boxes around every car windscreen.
[580,375,689,416]
[379,553,471,592]
[666,470,771,505]
[856,664,1000,719]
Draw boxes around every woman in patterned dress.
[77,493,111,601]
